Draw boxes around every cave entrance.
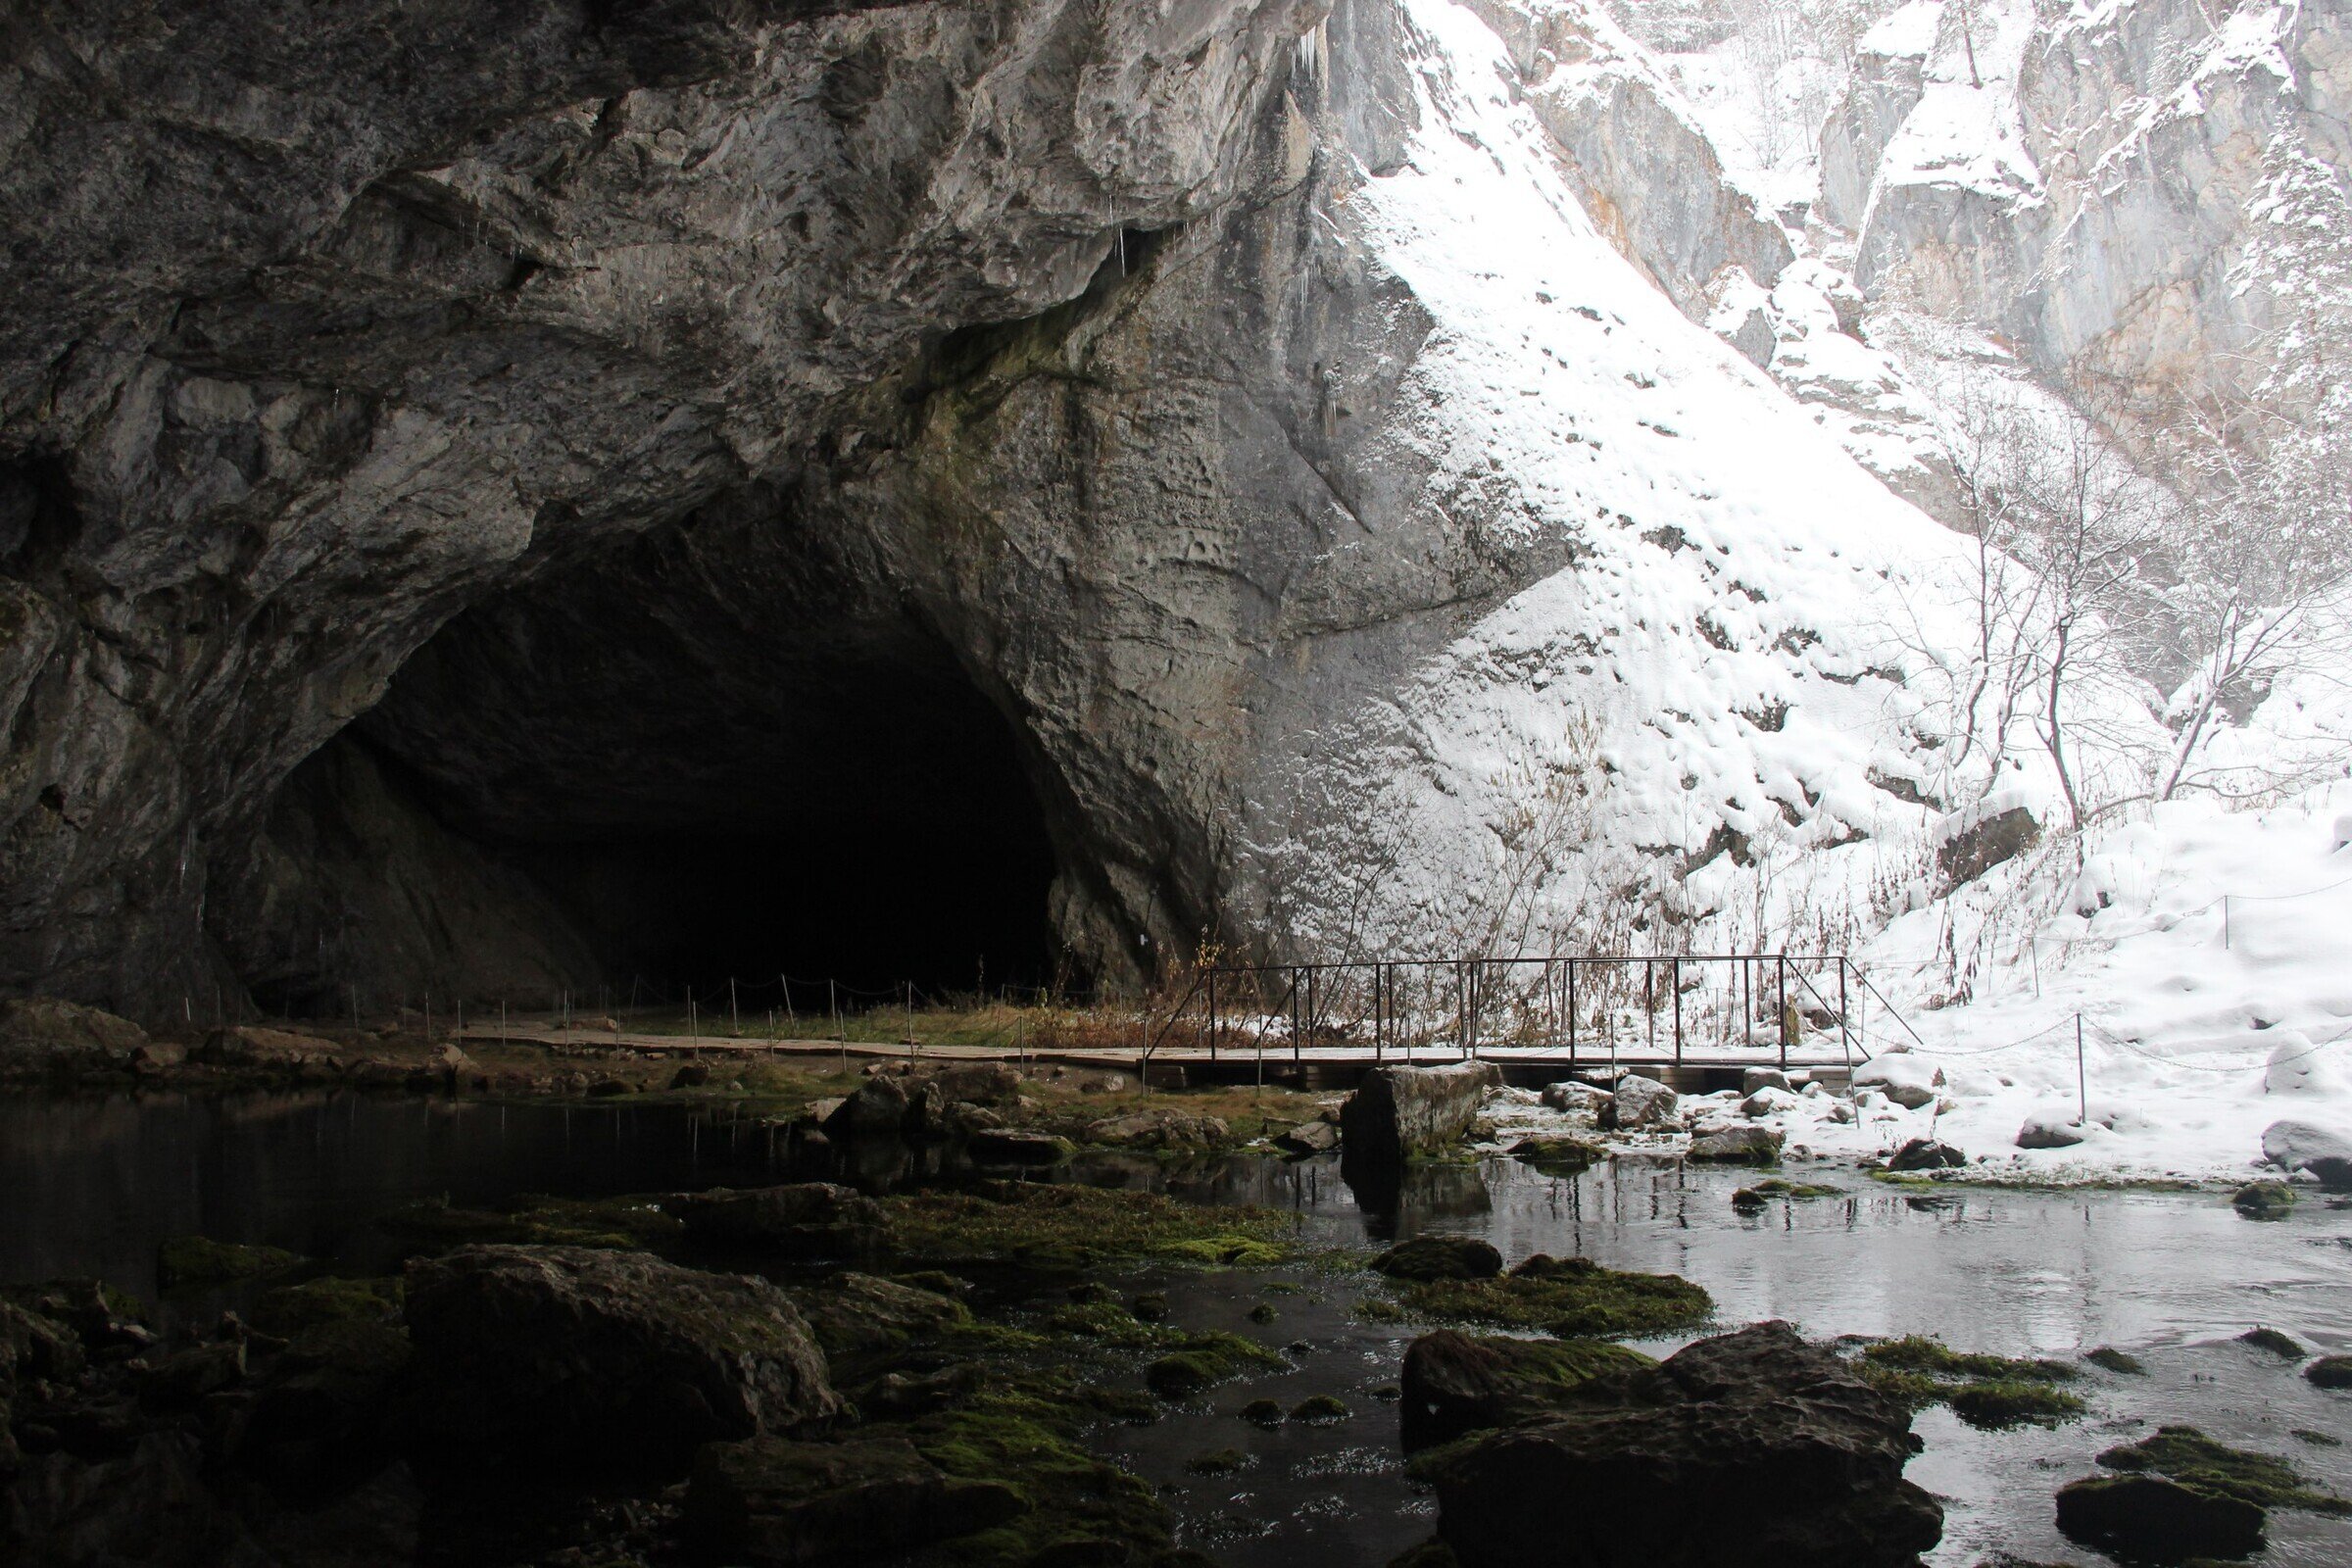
[334,512,1068,1009]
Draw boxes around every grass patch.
[1858,1336,2084,1430]
[2098,1425,2351,1515]
[1391,1254,1709,1340]
[2083,1347,2144,1375]
[2239,1326,2306,1358]
[882,1184,1296,1269]
[1732,1178,1842,1208]
[370,1193,684,1256]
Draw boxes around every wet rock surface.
[666,1183,886,1258]
[400,1245,840,1473]
[1418,1321,1942,1568]
[1343,1064,1505,1162]
[686,1432,1025,1566]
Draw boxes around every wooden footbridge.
[457,951,1913,1094]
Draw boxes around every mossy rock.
[1386,1542,1461,1568]
[882,1186,1295,1270]
[1129,1293,1169,1323]
[2057,1473,2266,1563]
[2308,1355,2352,1390]
[157,1236,305,1289]
[2082,1347,2144,1375]
[1146,1332,1284,1400]
[1246,1303,1279,1324]
[1239,1397,1284,1427]
[250,1275,402,1336]
[1395,1254,1709,1340]
[1858,1337,2084,1430]
[2238,1326,2305,1359]
[1371,1235,1501,1283]
[1289,1394,1349,1424]
[2293,1429,2343,1446]
[1185,1447,1247,1476]
[904,1366,1178,1564]
[1509,1136,1603,1173]
[2096,1425,2350,1514]
[1732,1178,1842,1209]
[372,1194,683,1256]
[2231,1181,2297,1219]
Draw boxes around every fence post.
[2224,896,2231,951]
[2076,1012,2086,1124]
[1643,960,1655,1055]
[1374,963,1385,1061]
[1671,957,1684,1066]
[1300,965,1313,1066]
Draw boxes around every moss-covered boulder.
[2231,1180,2297,1218]
[1856,1337,2083,1431]
[1418,1323,1940,1568]
[2308,1355,2352,1390]
[787,1272,969,1362]
[2055,1475,2265,1561]
[401,1245,838,1475]
[1395,1254,1710,1340]
[1342,1062,1503,1161]
[686,1434,1024,1565]
[1399,1330,1652,1450]
[250,1276,403,1337]
[156,1236,306,1289]
[1372,1235,1502,1283]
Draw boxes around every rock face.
[1420,1321,1943,1568]
[1341,1062,1503,1161]
[400,1245,838,1472]
[0,0,1984,1019]
[0,0,1328,1011]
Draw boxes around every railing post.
[1567,958,1579,1068]
[1293,965,1304,1068]
[1301,965,1314,1066]
[1207,970,1218,1062]
[1374,963,1385,1061]
[1777,955,1789,1070]
[1838,957,1851,1071]
[1644,960,1655,1056]
[1672,956,1683,1066]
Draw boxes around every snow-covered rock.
[1603,1073,1679,1130]
[2262,1120,2352,1188]
[2263,1031,2343,1097]
[1853,1053,1940,1110]
[2015,1115,2084,1151]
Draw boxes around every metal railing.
[1144,953,1880,1078]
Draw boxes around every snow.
[1279,1,2352,1188]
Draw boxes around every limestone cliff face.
[1837,0,2352,424]
[0,0,1327,1011]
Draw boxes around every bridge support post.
[1567,958,1578,1069]
[1777,955,1789,1071]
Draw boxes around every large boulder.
[667,1183,886,1257]
[784,1273,968,1361]
[1886,1138,1966,1172]
[1420,1322,1942,1568]
[1398,1330,1650,1451]
[0,998,147,1077]
[2016,1115,2085,1151]
[2055,1473,2265,1562]
[1599,1073,1677,1132]
[686,1434,1023,1566]
[2262,1120,2352,1190]
[1851,1054,1938,1110]
[1688,1125,1784,1165]
[1341,1063,1503,1161]
[1936,803,2039,888]
[1540,1080,1609,1114]
[1084,1108,1232,1150]
[824,1077,911,1140]
[400,1246,838,1473]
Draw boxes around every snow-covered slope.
[1265,0,1979,957]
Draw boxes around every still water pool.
[4,1090,2347,1567]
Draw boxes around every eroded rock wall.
[0,0,1325,1013]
